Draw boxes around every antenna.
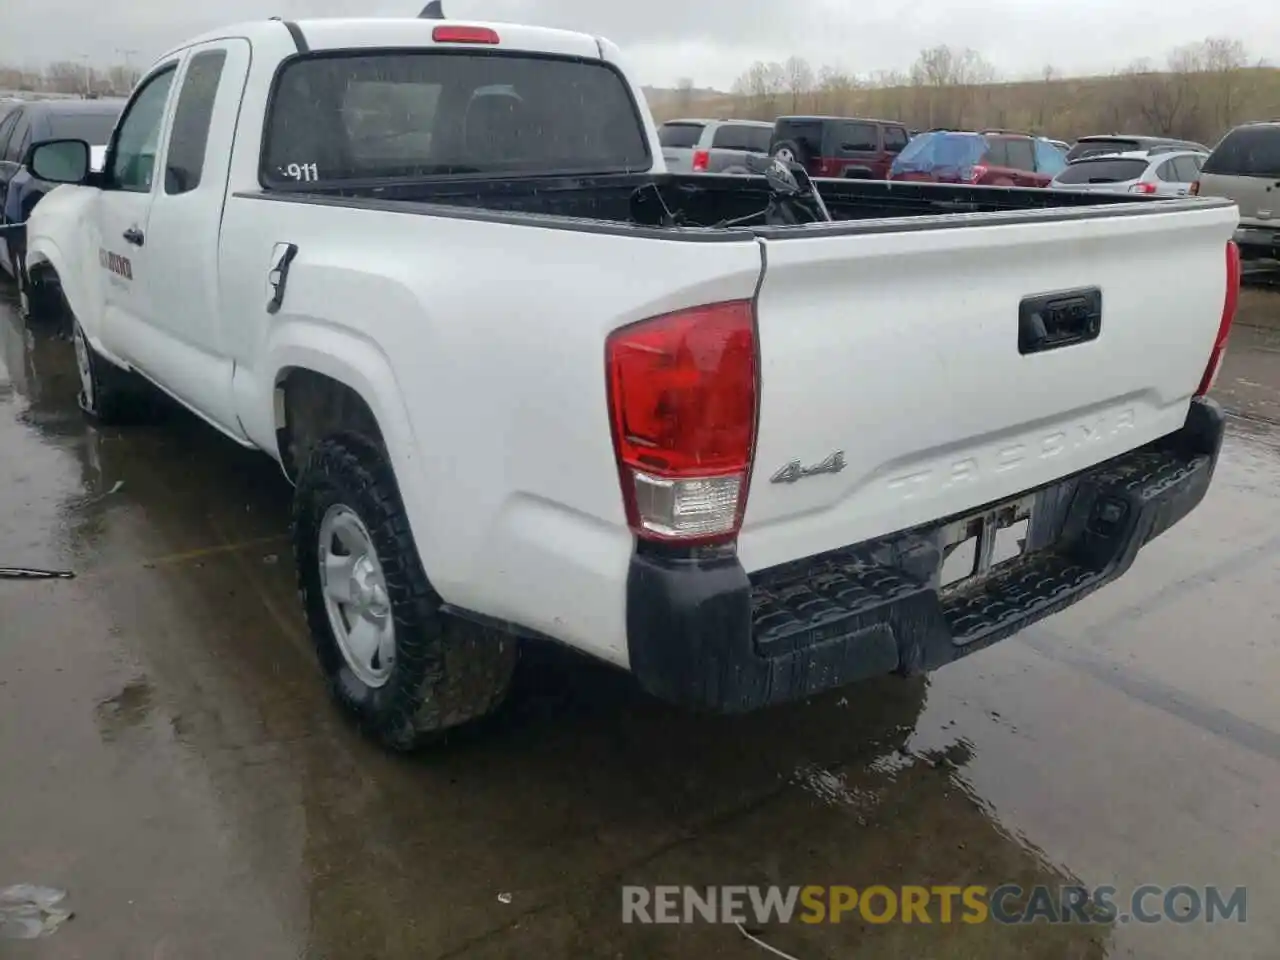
[419,1,445,18]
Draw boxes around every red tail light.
[968,164,989,183]
[606,301,758,544]
[1130,181,1158,194]
[1195,241,1242,397]
[691,149,710,172]
[432,25,500,44]
[1190,180,1201,196]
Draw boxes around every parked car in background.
[1066,134,1209,162]
[0,98,124,301]
[1051,150,1206,196]
[657,118,773,173]
[1193,121,1280,262]
[769,115,909,179]
[888,130,1066,187]
[1047,139,1070,153]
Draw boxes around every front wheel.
[293,435,518,751]
[73,320,155,424]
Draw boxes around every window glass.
[110,65,178,191]
[883,126,908,153]
[1004,138,1036,171]
[1202,127,1280,178]
[1054,157,1148,184]
[4,113,31,162]
[838,121,877,153]
[659,123,705,149]
[47,111,121,145]
[263,52,651,184]
[712,124,770,153]
[165,50,227,194]
[1034,139,1067,175]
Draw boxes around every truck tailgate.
[739,203,1239,573]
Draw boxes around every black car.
[0,98,125,285]
[1065,134,1210,162]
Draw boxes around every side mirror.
[26,139,92,185]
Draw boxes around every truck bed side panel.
[216,195,764,665]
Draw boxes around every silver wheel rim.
[318,504,396,688]
[775,147,795,164]
[74,327,94,409]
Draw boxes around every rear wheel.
[293,435,518,751]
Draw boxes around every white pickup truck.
[17,13,1242,751]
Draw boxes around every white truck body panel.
[22,16,1237,687]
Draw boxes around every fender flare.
[264,321,436,570]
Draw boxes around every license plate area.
[939,494,1035,591]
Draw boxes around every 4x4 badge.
[770,451,847,484]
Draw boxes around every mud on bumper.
[626,397,1225,712]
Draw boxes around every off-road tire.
[73,319,157,424]
[293,434,518,751]
[17,255,63,324]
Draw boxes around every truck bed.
[245,172,1191,237]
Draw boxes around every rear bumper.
[625,397,1225,712]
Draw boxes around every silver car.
[1050,150,1207,196]
[658,118,774,174]
[1194,121,1280,262]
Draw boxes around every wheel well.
[275,368,385,481]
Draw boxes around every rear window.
[262,51,650,185]
[1055,157,1148,183]
[1202,126,1280,178]
[1067,138,1141,161]
[659,122,705,149]
[890,132,986,174]
[710,124,770,153]
[47,110,121,146]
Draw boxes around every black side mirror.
[26,139,92,185]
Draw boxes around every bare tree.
[784,55,814,112]
[673,77,696,113]
[816,65,858,115]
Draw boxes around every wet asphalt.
[2,278,1279,960]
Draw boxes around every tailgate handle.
[1019,287,1102,355]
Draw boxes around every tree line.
[0,62,142,97]
[662,37,1277,146]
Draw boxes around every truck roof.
[159,17,604,62]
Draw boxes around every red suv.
[769,115,910,179]
[888,130,1067,187]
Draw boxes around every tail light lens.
[1130,181,1158,195]
[606,301,758,544]
[1195,241,1242,397]
[1190,180,1201,196]
[432,25,500,43]
[968,164,989,183]
[691,149,710,172]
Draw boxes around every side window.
[711,124,751,151]
[1154,159,1178,181]
[0,111,19,161]
[165,50,227,195]
[1005,139,1036,171]
[1034,139,1066,176]
[5,113,31,163]
[985,138,1009,167]
[839,122,878,153]
[109,65,178,192]
[883,126,908,153]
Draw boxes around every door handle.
[123,226,145,247]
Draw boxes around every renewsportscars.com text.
[621,884,1247,926]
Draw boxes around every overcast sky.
[2,0,1275,90]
